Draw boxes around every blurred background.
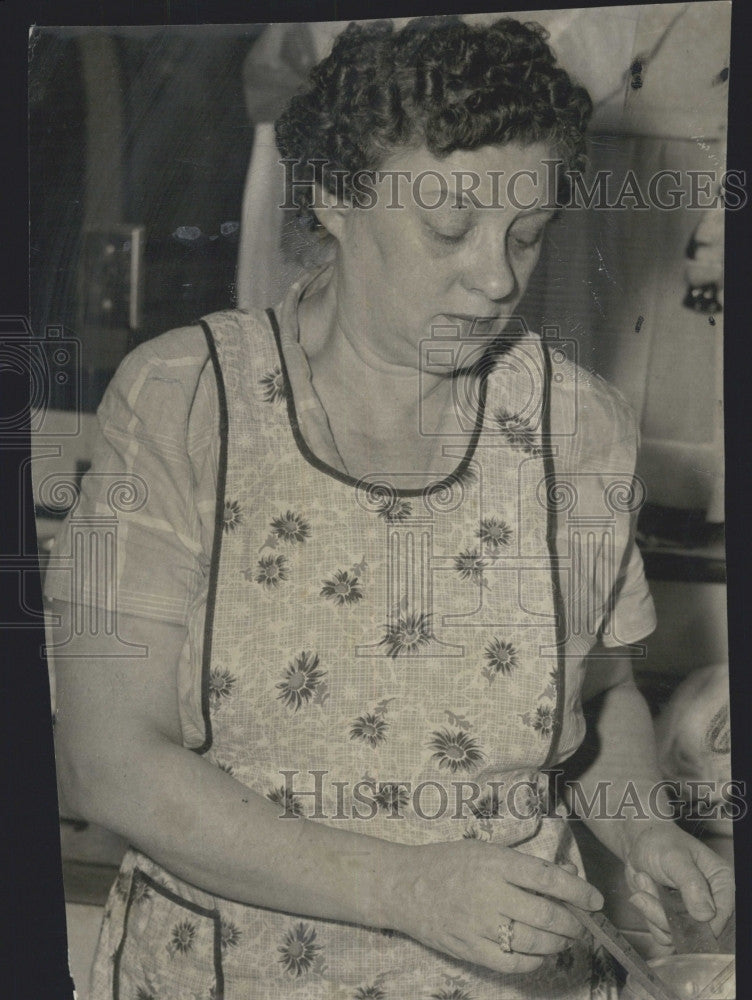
[28,5,733,994]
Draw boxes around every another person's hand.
[623,821,734,953]
[391,841,603,974]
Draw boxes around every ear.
[311,182,352,241]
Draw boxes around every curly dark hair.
[275,16,593,228]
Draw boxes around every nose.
[460,232,518,304]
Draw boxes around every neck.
[299,265,449,407]
[293,265,474,483]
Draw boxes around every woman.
[49,17,733,1000]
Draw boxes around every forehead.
[377,141,557,204]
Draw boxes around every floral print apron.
[89,294,621,999]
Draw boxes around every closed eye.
[425,223,470,246]
[509,228,546,251]
[508,212,554,251]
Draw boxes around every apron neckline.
[265,300,496,499]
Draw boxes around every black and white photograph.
[11,2,747,997]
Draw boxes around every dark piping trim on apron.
[540,340,567,770]
[194,318,231,756]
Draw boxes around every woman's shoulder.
[490,330,637,438]
[500,330,639,466]
[99,324,221,448]
[119,307,272,371]
[110,307,271,399]
[106,308,278,440]
[550,350,640,469]
[114,324,211,385]
[555,352,637,435]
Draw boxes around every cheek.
[386,247,449,295]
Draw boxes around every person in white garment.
[49,16,733,1000]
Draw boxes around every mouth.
[437,314,508,337]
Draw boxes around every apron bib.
[91,304,616,1000]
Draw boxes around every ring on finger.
[497,918,515,953]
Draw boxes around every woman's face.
[326,140,557,371]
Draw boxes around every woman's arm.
[53,598,406,928]
[570,648,734,940]
[53,597,602,974]
[573,650,668,859]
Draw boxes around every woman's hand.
[391,841,603,974]
[623,821,734,952]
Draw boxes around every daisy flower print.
[522,701,555,739]
[379,612,433,658]
[477,516,513,552]
[484,638,519,677]
[321,569,363,606]
[276,651,327,711]
[222,499,243,533]
[277,922,322,977]
[259,366,286,404]
[375,496,413,522]
[130,873,152,905]
[116,870,151,905]
[429,728,485,773]
[270,510,311,544]
[354,985,386,1000]
[254,554,289,588]
[494,407,541,455]
[453,548,486,584]
[470,788,504,820]
[220,919,242,951]
[266,784,303,817]
[168,919,196,956]
[532,702,555,738]
[208,667,236,707]
[374,782,410,816]
[350,712,389,748]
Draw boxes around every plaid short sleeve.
[600,537,657,647]
[43,327,220,627]
[594,387,657,648]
